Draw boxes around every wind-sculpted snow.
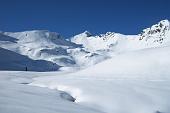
[0,72,102,113]
[31,45,170,113]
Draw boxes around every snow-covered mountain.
[71,20,170,53]
[139,20,170,44]
[0,30,108,71]
[1,30,78,66]
[0,19,169,71]
[1,20,170,113]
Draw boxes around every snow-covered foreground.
[0,71,103,113]
[2,71,170,113]
[32,46,170,113]
[32,75,170,113]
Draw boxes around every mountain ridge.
[0,19,169,71]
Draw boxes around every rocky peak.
[139,20,170,44]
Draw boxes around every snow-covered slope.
[1,30,79,66]
[0,72,102,113]
[31,44,170,113]
[0,47,59,71]
[0,30,109,71]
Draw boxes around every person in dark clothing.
[25,67,28,71]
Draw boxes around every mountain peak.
[159,19,169,27]
[139,19,170,44]
[80,31,93,37]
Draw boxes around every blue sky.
[0,0,169,37]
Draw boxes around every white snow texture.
[0,19,170,113]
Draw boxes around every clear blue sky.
[0,0,169,37]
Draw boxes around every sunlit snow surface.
[30,46,170,113]
[0,71,102,113]
[1,45,170,113]
[0,20,170,113]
